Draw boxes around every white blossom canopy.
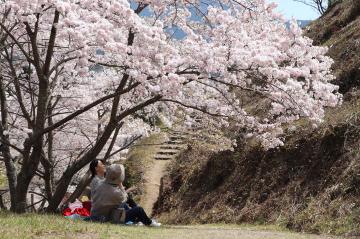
[0,0,341,161]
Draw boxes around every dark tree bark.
[46,95,161,212]
[0,4,157,213]
[0,193,6,210]
[0,78,18,211]
[46,120,119,212]
[14,10,59,213]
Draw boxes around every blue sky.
[131,0,321,21]
[268,0,321,20]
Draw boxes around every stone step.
[160,144,186,149]
[157,149,180,154]
[167,140,183,144]
[168,130,192,136]
[173,130,200,137]
[154,154,174,160]
[168,135,187,140]
[157,152,178,156]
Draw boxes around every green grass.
[0,213,336,239]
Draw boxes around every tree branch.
[103,122,123,161]
[43,9,60,78]
[116,95,163,122]
[104,135,142,161]
[0,22,34,64]
[41,82,140,135]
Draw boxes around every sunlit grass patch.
[0,213,336,239]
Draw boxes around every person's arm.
[119,182,125,191]
[115,184,128,203]
[125,186,137,193]
[119,182,137,193]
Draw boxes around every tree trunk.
[41,152,53,201]
[13,10,59,213]
[46,95,161,212]
[65,170,92,205]
[0,78,17,211]
[45,104,55,200]
[0,193,6,210]
[3,149,17,211]
[46,121,118,212]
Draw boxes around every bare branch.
[104,135,142,161]
[293,0,327,14]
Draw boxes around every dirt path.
[134,173,348,239]
[0,213,348,239]
[155,225,341,239]
[141,159,170,215]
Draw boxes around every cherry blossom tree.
[0,0,341,213]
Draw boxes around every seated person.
[89,159,106,195]
[89,159,137,208]
[90,164,161,227]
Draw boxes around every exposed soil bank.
[305,0,360,94]
[154,2,360,235]
[154,110,360,235]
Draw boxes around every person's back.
[90,165,127,219]
[90,164,160,227]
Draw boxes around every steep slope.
[154,98,360,235]
[305,0,360,93]
[154,0,360,236]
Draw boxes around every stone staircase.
[154,131,189,160]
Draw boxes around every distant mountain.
[297,20,312,28]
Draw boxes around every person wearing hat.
[90,164,161,227]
